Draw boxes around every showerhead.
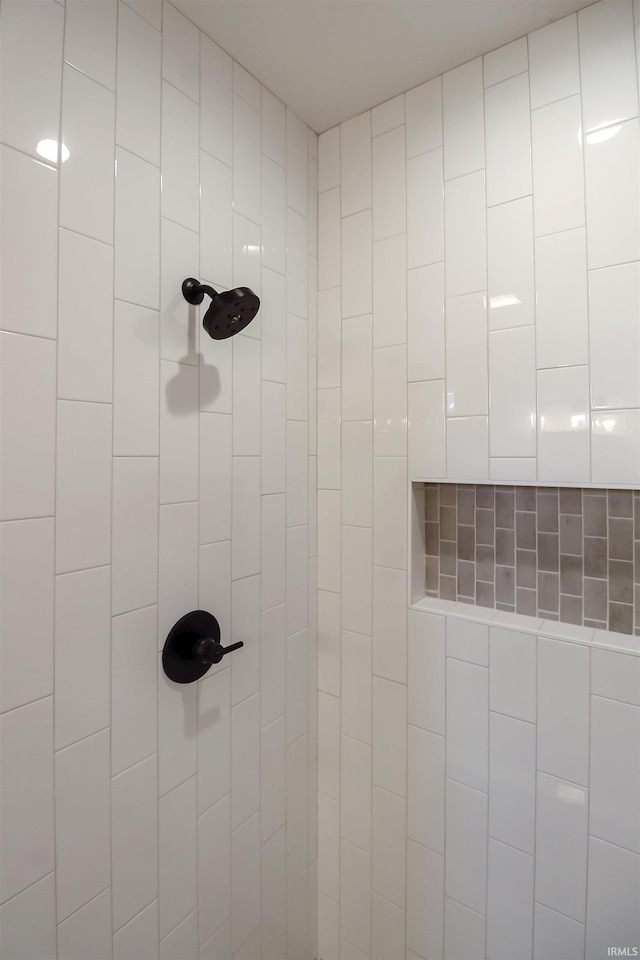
[182,278,260,340]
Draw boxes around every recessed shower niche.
[410,482,640,635]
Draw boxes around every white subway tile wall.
[0,3,317,960]
[316,3,640,958]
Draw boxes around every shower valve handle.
[193,636,244,666]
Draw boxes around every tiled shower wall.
[0,2,317,959]
[423,483,640,635]
[316,2,640,958]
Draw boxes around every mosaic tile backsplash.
[424,484,640,635]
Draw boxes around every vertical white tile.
[112,754,158,932]
[484,37,528,87]
[592,648,640,707]
[317,490,341,594]
[286,628,309,743]
[57,889,112,960]
[372,126,406,240]
[65,0,117,91]
[55,730,110,921]
[342,525,372,636]
[55,567,110,751]
[342,211,373,319]
[373,235,407,346]
[592,407,640,486]
[160,360,199,503]
[262,87,286,168]
[161,81,199,232]
[407,263,445,382]
[489,326,536,458]
[286,838,309,960]
[406,77,442,158]
[445,779,488,916]
[158,502,198,645]
[233,94,261,225]
[233,62,259,110]
[286,108,308,217]
[231,457,261,580]
[160,910,198,960]
[372,95,404,136]
[261,826,286,953]
[0,146,58,339]
[533,902,584,960]
[231,694,260,832]
[197,668,231,814]
[485,72,532,206]
[489,627,536,723]
[531,96,584,238]
[260,155,285,278]
[286,528,309,637]
[317,389,341,490]
[406,840,444,960]
[317,287,341,389]
[318,693,341,801]
[538,637,590,785]
[342,314,373,422]
[590,695,640,852]
[159,777,198,940]
[232,336,261,457]
[261,718,286,843]
[589,261,640,410]
[286,208,308,322]
[115,147,160,310]
[537,365,590,483]
[116,2,161,165]
[201,152,233,289]
[340,736,372,852]
[528,16,581,110]
[318,794,340,902]
[372,677,407,797]
[373,344,407,457]
[486,839,534,960]
[446,292,488,417]
[535,772,588,923]
[585,837,640,959]
[261,267,286,384]
[198,538,230,655]
[199,413,232,544]
[442,57,485,180]
[231,573,261,706]
[584,117,639,270]
[535,228,588,368]
[371,786,406,907]
[490,457,537,482]
[231,813,261,952]
[487,196,535,331]
[200,35,232,167]
[261,382,286,496]
[113,901,159,960]
[445,897,486,960]
[0,332,56,521]
[60,66,115,244]
[158,664,197,798]
[447,616,489,665]
[341,112,372,217]
[373,456,407,570]
[407,149,444,269]
[578,0,639,133]
[198,797,231,946]
[160,217,198,364]
[339,841,371,957]
[58,229,113,403]
[342,420,373,528]
[0,0,63,158]
[447,416,489,480]
[318,187,341,291]
[113,301,160,456]
[0,874,56,960]
[446,658,488,792]
[489,713,536,854]
[123,0,162,30]
[112,457,158,615]
[0,697,54,903]
[371,893,405,960]
[112,605,158,776]
[261,496,286,613]
[372,565,407,684]
[162,0,199,101]
[0,519,54,713]
[341,629,372,744]
[407,725,445,854]
[56,400,111,573]
[408,610,446,734]
[444,170,487,298]
[286,313,308,419]
[319,126,341,192]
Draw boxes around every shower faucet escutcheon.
[182,277,260,340]
[162,610,243,683]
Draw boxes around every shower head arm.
[182,277,219,306]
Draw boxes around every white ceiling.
[174,0,593,132]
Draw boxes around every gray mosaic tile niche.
[424,484,640,635]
